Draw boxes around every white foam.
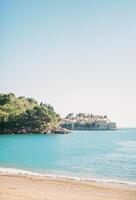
[0,167,43,176]
[0,167,136,186]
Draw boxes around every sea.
[0,128,136,185]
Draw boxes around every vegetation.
[0,93,60,133]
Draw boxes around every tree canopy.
[0,93,60,133]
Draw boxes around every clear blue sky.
[1,0,136,127]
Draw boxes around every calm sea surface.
[0,129,136,184]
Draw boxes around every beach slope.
[0,175,136,200]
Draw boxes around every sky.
[0,0,136,127]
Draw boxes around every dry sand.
[0,174,136,200]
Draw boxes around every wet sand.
[0,174,136,200]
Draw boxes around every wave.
[119,140,136,148]
[118,140,136,154]
[0,166,136,186]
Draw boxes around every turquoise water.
[0,129,136,184]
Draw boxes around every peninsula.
[0,93,116,134]
[0,93,69,134]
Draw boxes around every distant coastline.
[0,93,117,134]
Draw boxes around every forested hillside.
[0,93,60,133]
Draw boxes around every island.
[60,113,117,130]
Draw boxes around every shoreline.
[0,174,136,200]
[0,126,70,134]
[0,166,136,188]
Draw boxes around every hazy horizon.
[1,0,136,127]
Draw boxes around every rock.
[53,127,71,134]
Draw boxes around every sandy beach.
[0,175,136,200]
